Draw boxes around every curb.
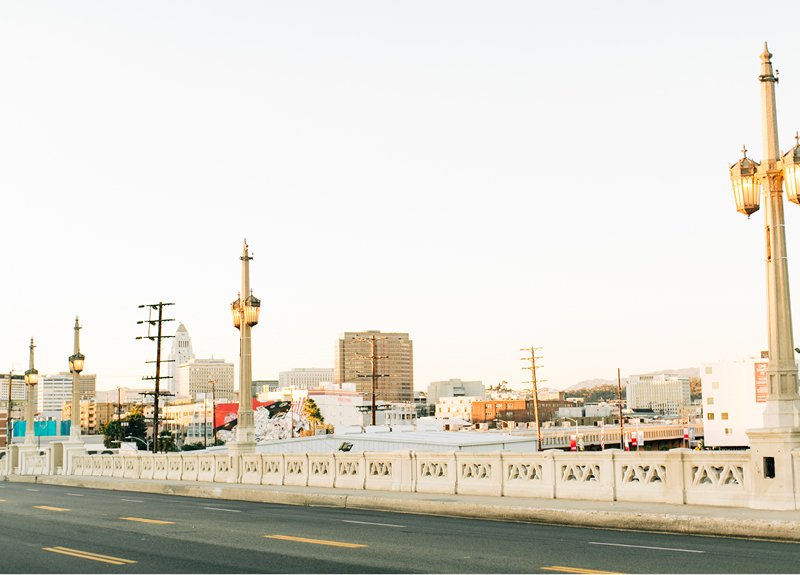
[7,475,800,542]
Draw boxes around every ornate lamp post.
[68,317,85,441]
[729,44,800,509]
[23,338,38,445]
[231,240,260,450]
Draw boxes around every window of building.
[707,413,715,420]
[725,428,733,435]
[721,412,728,420]
[707,398,714,405]
[712,381,719,390]
[506,403,513,409]
[705,367,712,374]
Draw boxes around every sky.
[3,1,800,393]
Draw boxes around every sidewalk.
[5,474,800,542]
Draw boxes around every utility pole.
[6,371,12,448]
[617,368,625,449]
[137,302,174,453]
[521,347,547,451]
[353,335,388,426]
[210,380,217,445]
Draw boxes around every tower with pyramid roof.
[166,323,196,394]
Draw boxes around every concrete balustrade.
[2,444,798,510]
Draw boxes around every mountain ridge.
[564,367,700,392]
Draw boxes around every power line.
[352,335,388,426]
[136,302,174,453]
[521,347,547,452]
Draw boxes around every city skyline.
[3,2,800,394]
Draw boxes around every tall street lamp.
[729,44,800,509]
[24,338,38,445]
[231,240,260,451]
[68,317,85,442]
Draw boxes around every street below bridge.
[0,482,795,574]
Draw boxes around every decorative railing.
[1,441,793,510]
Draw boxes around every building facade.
[176,358,235,402]
[278,368,335,390]
[335,331,413,404]
[625,373,690,416]
[38,374,73,417]
[426,379,485,405]
[700,359,767,448]
[436,396,483,422]
[166,323,196,394]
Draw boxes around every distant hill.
[565,368,700,392]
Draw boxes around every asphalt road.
[0,482,797,574]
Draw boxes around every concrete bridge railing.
[2,444,782,509]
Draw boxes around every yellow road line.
[120,517,175,524]
[43,547,136,566]
[51,547,137,564]
[34,506,70,512]
[542,568,624,574]
[265,535,367,548]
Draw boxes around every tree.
[303,398,324,432]
[102,406,148,449]
[689,377,702,401]
[157,430,177,452]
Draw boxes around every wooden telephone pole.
[353,335,388,426]
[521,347,547,451]
[137,302,174,453]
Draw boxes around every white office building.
[176,358,235,402]
[278,368,335,390]
[700,359,769,448]
[427,379,486,406]
[167,324,196,394]
[436,396,483,422]
[625,373,690,416]
[37,374,72,417]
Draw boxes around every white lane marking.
[67,493,84,497]
[342,520,405,528]
[589,542,704,553]
[26,489,39,492]
[121,499,144,503]
[203,507,241,513]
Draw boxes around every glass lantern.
[730,148,761,218]
[24,368,38,387]
[231,298,242,329]
[70,352,85,374]
[782,135,800,205]
[244,294,261,327]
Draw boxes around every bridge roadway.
[508,423,703,450]
[0,480,795,574]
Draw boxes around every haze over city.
[3,1,800,393]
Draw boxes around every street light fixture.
[23,338,38,445]
[729,44,800,509]
[728,44,800,429]
[68,316,85,441]
[230,240,260,450]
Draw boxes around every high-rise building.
[625,373,690,416]
[38,373,72,417]
[176,358,235,402]
[278,368,335,390]
[335,331,413,404]
[0,374,26,403]
[79,374,96,400]
[167,324,196,394]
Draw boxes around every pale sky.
[3,1,800,393]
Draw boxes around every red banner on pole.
[570,434,577,451]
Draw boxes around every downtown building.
[278,368,335,390]
[166,324,196,395]
[625,373,691,416]
[335,331,414,404]
[176,358,235,402]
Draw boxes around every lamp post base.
[746,426,800,510]
[227,440,257,483]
